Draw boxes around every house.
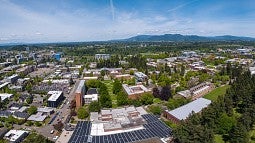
[37,107,54,115]
[0,111,12,118]
[4,130,29,143]
[0,82,10,90]
[0,93,13,101]
[9,85,23,92]
[13,111,29,120]
[17,107,28,113]
[27,112,47,122]
[6,74,19,84]
[163,98,211,123]
[9,103,22,111]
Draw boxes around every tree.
[148,105,162,115]
[216,113,236,134]
[140,93,154,105]
[99,83,112,108]
[117,91,128,106]
[26,120,33,126]
[69,77,75,85]
[100,70,105,77]
[27,106,37,115]
[34,121,42,127]
[26,96,33,104]
[113,79,122,94]
[180,65,185,76]
[53,121,64,132]
[88,101,101,112]
[77,107,89,119]
[129,70,134,75]
[165,63,171,75]
[229,124,249,143]
[0,139,8,143]
[20,132,54,143]
[160,85,172,101]
[86,80,101,88]
[152,87,160,98]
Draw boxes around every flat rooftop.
[69,114,172,143]
[75,80,85,93]
[122,84,150,95]
[0,93,13,101]
[4,130,28,142]
[48,91,63,101]
[90,106,148,135]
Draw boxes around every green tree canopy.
[27,106,37,115]
[140,93,154,105]
[117,91,128,106]
[88,101,101,112]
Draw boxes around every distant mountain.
[120,34,255,42]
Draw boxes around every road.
[36,79,80,141]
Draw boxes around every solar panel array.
[69,114,172,143]
[69,121,92,143]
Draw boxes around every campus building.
[4,130,29,143]
[47,91,64,108]
[75,80,86,109]
[122,84,151,99]
[177,82,214,100]
[163,98,211,123]
[134,72,148,82]
[84,88,98,104]
[95,54,110,60]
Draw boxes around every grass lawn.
[102,80,118,108]
[214,134,224,143]
[204,85,230,101]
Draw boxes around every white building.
[0,93,13,101]
[84,94,98,104]
[95,54,110,60]
[4,130,29,143]
[47,91,64,108]
[134,72,147,82]
[163,98,211,123]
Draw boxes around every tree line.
[174,69,255,143]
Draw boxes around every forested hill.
[120,34,255,42]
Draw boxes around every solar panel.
[69,114,173,143]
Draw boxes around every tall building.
[75,80,86,109]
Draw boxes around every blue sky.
[0,0,255,43]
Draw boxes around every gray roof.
[0,111,12,117]
[166,98,211,121]
[87,88,98,95]
[75,80,85,93]
[13,111,29,119]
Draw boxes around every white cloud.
[0,0,254,43]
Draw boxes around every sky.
[0,0,255,43]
